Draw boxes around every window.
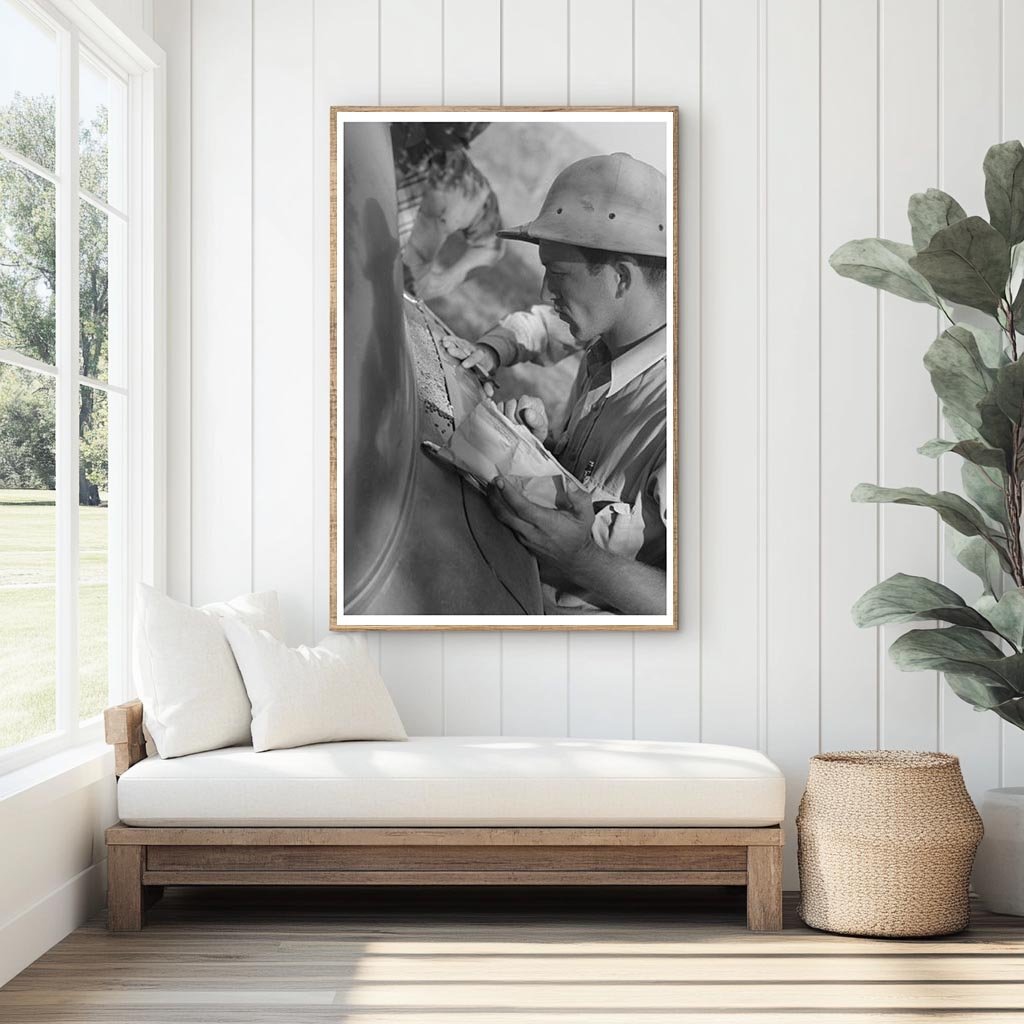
[0,0,161,772]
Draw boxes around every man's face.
[538,241,619,343]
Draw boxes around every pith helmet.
[497,152,667,258]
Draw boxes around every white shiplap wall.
[153,0,1024,885]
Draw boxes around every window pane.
[79,202,113,381]
[0,158,56,364]
[0,362,56,750]
[79,384,108,723]
[80,204,125,386]
[79,52,125,209]
[0,0,57,173]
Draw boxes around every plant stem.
[1006,306,1024,587]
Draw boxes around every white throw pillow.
[222,621,407,752]
[133,584,283,758]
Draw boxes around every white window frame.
[0,0,165,776]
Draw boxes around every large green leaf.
[978,391,1016,458]
[830,238,943,307]
[985,688,1024,728]
[889,627,1024,702]
[942,406,983,442]
[851,483,1009,551]
[909,217,1011,314]
[918,437,1007,470]
[1009,242,1024,323]
[962,461,1009,528]
[908,188,968,251]
[944,671,1023,713]
[853,573,994,630]
[950,532,1004,596]
[923,325,997,427]
[984,140,1024,246]
[1011,284,1024,327]
[951,320,1011,369]
[993,357,1024,423]
[977,589,1024,649]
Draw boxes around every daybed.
[104,699,786,932]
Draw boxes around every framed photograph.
[330,107,678,631]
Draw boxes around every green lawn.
[0,489,109,751]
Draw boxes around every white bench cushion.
[117,736,785,828]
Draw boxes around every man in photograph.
[446,152,670,616]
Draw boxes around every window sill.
[0,740,114,816]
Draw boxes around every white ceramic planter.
[973,787,1024,916]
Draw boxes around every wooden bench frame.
[104,700,784,932]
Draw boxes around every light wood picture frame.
[330,107,679,631]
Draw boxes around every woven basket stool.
[797,751,983,937]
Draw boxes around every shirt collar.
[587,326,668,397]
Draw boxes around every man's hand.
[441,335,500,377]
[498,395,548,443]
[486,475,596,574]
[487,475,668,615]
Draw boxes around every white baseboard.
[0,859,107,987]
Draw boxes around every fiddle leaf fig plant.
[832,140,1024,731]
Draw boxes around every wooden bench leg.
[746,845,783,932]
[107,845,145,932]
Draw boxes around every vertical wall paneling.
[500,0,568,104]
[253,0,315,646]
[501,633,570,736]
[380,633,445,735]
[698,0,760,749]
[878,0,941,751]
[764,0,821,883]
[312,0,379,660]
[377,0,445,728]
[938,0,1002,796]
[380,0,443,105]
[567,633,634,739]
[189,0,253,605]
[442,0,500,106]
[440,0,503,733]
[444,638,501,735]
[166,0,1018,884]
[632,0,701,742]
[497,0,571,735]
[567,0,632,104]
[564,0,636,739]
[819,0,879,752]
[153,0,190,604]
[1001,0,1024,785]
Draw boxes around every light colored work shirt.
[482,309,669,614]
[481,303,581,368]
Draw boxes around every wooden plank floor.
[3,885,1024,1022]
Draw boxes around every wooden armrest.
[104,699,149,776]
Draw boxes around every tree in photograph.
[0,92,108,502]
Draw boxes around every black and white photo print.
[330,109,678,630]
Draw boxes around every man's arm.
[551,544,666,617]
[443,305,580,380]
[480,305,580,368]
[487,476,666,616]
